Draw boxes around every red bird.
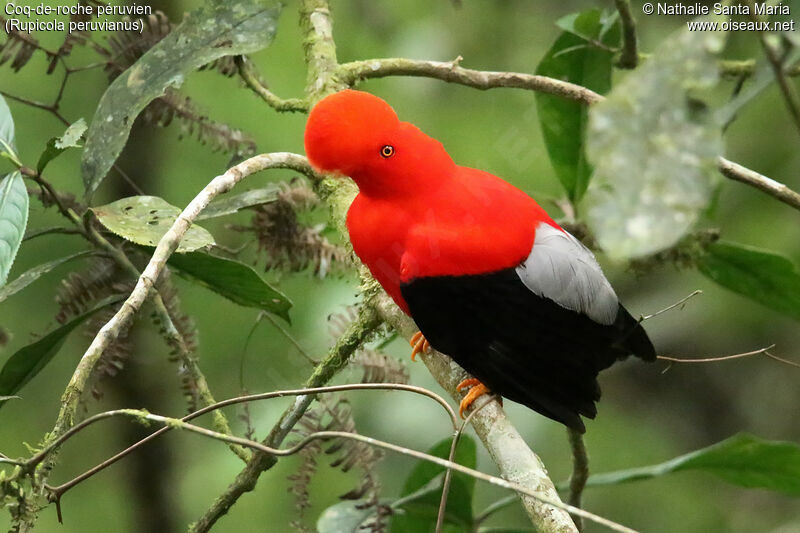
[304,90,655,432]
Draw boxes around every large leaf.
[91,196,215,253]
[392,436,477,531]
[586,433,800,496]
[585,28,725,259]
[0,172,29,287]
[0,94,17,163]
[197,185,281,220]
[167,251,291,322]
[0,250,95,304]
[697,241,800,321]
[0,295,124,403]
[535,9,619,202]
[81,1,281,196]
[37,118,88,174]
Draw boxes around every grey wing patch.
[515,222,619,325]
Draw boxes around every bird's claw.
[409,331,431,361]
[456,378,493,418]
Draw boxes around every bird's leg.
[456,378,500,418]
[409,331,431,361]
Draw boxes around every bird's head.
[304,90,455,196]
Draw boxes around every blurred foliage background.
[1,0,799,531]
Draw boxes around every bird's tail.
[615,306,657,361]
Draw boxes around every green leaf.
[585,433,800,496]
[697,241,800,321]
[317,500,378,533]
[585,27,725,259]
[167,251,291,322]
[0,94,14,149]
[0,94,19,168]
[0,295,124,403]
[535,9,619,202]
[392,436,477,531]
[91,196,215,253]
[197,185,281,220]
[0,250,95,304]
[0,172,29,287]
[81,1,281,196]
[37,118,88,174]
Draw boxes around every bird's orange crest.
[304,90,455,197]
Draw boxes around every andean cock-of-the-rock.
[304,89,655,432]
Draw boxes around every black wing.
[401,268,655,432]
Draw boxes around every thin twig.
[112,163,146,195]
[435,395,498,533]
[613,0,638,69]
[37,406,638,533]
[235,56,309,112]
[567,428,590,532]
[748,4,800,137]
[263,312,317,365]
[0,90,70,126]
[22,226,83,241]
[640,290,703,322]
[718,157,800,212]
[657,345,774,364]
[654,345,800,374]
[35,383,458,500]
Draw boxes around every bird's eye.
[380,145,395,158]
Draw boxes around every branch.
[337,57,604,105]
[655,344,800,371]
[300,0,347,99]
[718,157,800,212]
[718,58,800,79]
[567,428,590,532]
[613,0,639,69]
[234,56,309,112]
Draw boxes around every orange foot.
[456,378,494,418]
[409,331,431,361]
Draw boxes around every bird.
[304,89,655,432]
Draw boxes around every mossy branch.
[235,56,308,113]
[613,0,639,69]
